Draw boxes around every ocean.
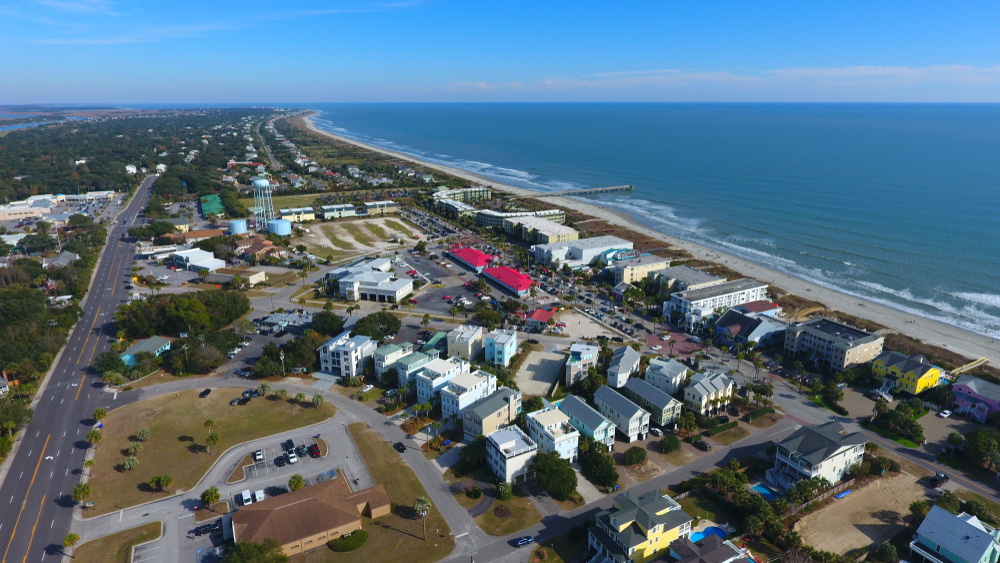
[306,103,1000,338]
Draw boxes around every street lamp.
[279,352,285,377]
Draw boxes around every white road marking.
[49,471,53,478]
[62,431,66,438]
[177,514,194,519]
[119,510,123,522]
[19,471,23,479]
[50,519,54,528]
[455,532,469,538]
[65,468,68,476]
[56,450,60,457]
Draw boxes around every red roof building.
[483,266,533,296]
[450,247,493,273]
[736,300,782,316]
[525,308,557,328]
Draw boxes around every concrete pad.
[573,466,605,503]
[516,349,566,396]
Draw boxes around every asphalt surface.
[0,175,155,563]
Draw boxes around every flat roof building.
[606,254,671,284]
[503,215,579,245]
[486,426,537,483]
[784,317,884,372]
[533,235,634,269]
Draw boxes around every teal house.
[120,336,172,367]
[911,506,1000,563]
[557,395,616,452]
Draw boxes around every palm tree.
[720,345,729,363]
[312,394,324,407]
[92,408,107,422]
[295,392,307,404]
[72,483,91,502]
[277,388,289,401]
[258,382,270,396]
[449,306,460,320]
[86,430,102,446]
[203,419,215,433]
[201,486,221,511]
[63,533,80,552]
[873,397,889,421]
[753,360,764,379]
[413,496,432,540]
[205,432,220,454]
[136,427,150,442]
[421,314,431,328]
[123,456,139,471]
[83,459,95,475]
[289,474,305,491]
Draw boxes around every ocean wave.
[952,292,1000,310]
[601,198,708,238]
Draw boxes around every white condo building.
[440,370,497,429]
[415,357,471,404]
[317,331,377,378]
[487,426,538,483]
[526,407,580,462]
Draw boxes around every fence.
[783,478,855,517]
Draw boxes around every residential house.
[230,476,390,558]
[447,324,484,361]
[524,308,556,331]
[484,328,518,368]
[684,370,735,415]
[393,352,431,389]
[258,310,314,336]
[623,378,683,427]
[486,426,537,483]
[872,351,943,396]
[526,406,580,461]
[440,370,497,429]
[120,336,172,367]
[607,346,641,388]
[564,342,599,386]
[588,490,693,563]
[910,506,1000,563]
[670,535,752,563]
[165,217,190,233]
[766,421,866,490]
[415,357,470,405]
[421,331,449,358]
[645,358,689,396]
[784,317,885,372]
[373,343,413,383]
[42,251,79,270]
[594,385,650,442]
[463,388,521,441]
[557,394,616,451]
[317,331,376,378]
[952,375,1000,423]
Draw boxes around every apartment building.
[415,357,470,404]
[447,324,484,361]
[665,278,769,329]
[317,331,376,378]
[533,235,633,270]
[607,254,671,284]
[784,317,885,372]
[526,407,580,462]
[440,370,497,429]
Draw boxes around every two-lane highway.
[0,175,156,562]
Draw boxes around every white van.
[253,490,265,503]
[241,490,252,505]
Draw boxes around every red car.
[407,270,417,275]
[408,298,419,304]
[444,295,452,300]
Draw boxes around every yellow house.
[872,351,942,395]
[588,490,693,563]
[279,207,316,222]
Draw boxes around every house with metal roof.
[594,385,650,443]
[373,343,412,382]
[910,505,1000,563]
[120,336,172,367]
[607,346,641,388]
[463,388,522,441]
[557,395,615,451]
[588,489,693,563]
[393,351,431,388]
[766,421,866,490]
[622,378,682,427]
[683,370,735,415]
[645,358,689,396]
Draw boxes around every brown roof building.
[183,229,225,243]
[231,476,390,557]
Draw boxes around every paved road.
[0,175,155,563]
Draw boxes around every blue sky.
[2,0,1000,103]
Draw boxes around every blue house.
[485,328,518,368]
[557,395,616,451]
[120,336,172,367]
[911,505,1000,563]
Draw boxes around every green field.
[238,193,325,209]
[384,219,414,237]
[365,222,389,239]
[74,522,162,563]
[318,225,356,249]
[342,222,374,246]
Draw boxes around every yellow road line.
[20,496,45,563]
[74,306,101,401]
[75,306,102,366]
[1,435,48,563]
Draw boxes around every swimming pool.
[752,484,779,502]
[690,527,727,542]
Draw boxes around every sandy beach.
[300,112,998,365]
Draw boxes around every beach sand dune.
[299,113,999,364]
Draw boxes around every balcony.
[909,541,948,563]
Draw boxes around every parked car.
[253,450,264,462]
[938,410,953,418]
[193,522,219,536]
[931,473,950,488]
[242,389,253,398]
[362,384,374,392]
[650,345,662,351]
[199,389,211,398]
[274,455,286,467]
[296,445,308,457]
[309,444,321,458]
[229,398,240,406]
[394,442,407,453]
[649,427,663,437]
[385,389,397,397]
[717,415,730,424]
[286,451,298,464]
[515,536,534,548]
[241,490,253,505]
[693,440,712,451]
[237,397,251,405]
[253,490,265,503]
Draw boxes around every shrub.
[328,530,368,552]
[465,486,482,499]
[623,446,647,466]
[745,407,775,422]
[660,435,682,454]
[705,422,738,436]
[496,481,512,500]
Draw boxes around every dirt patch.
[794,472,931,555]
[493,505,512,518]
[620,460,662,484]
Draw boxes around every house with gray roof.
[683,370,735,415]
[654,265,726,293]
[394,351,430,388]
[588,490,693,563]
[670,534,751,563]
[463,388,521,441]
[767,421,867,490]
[911,505,1000,563]
[558,395,615,451]
[622,378,683,427]
[607,346,641,388]
[645,357,689,396]
[594,385,650,442]
[713,309,786,347]
[954,375,1000,423]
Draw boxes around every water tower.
[251,178,275,232]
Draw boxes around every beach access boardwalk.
[507,184,634,198]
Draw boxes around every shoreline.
[299,111,999,365]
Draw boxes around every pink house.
[952,374,1000,423]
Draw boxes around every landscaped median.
[72,521,162,563]
[84,389,335,516]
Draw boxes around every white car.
[253,489,265,503]
[241,489,253,505]
[286,452,298,464]
[650,345,662,351]
[385,389,397,397]
[362,384,374,392]
[253,450,264,462]
[939,410,953,418]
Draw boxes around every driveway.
[516,349,566,396]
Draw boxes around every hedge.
[704,422,738,436]
[328,530,368,552]
[745,407,775,422]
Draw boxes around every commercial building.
[432,185,492,202]
[319,204,356,219]
[415,357,470,404]
[564,342,599,386]
[482,266,533,297]
[684,370,735,415]
[0,205,44,221]
[363,200,397,215]
[588,490,693,563]
[230,476,390,558]
[280,207,316,222]
[476,208,565,228]
[594,385,650,442]
[665,278,769,329]
[447,324,484,361]
[910,506,1000,563]
[325,259,413,303]
[437,198,478,218]
[183,228,225,243]
[526,406,580,461]
[783,317,885,372]
[645,358,689,396]
[440,370,497,429]
[258,311,314,335]
[394,352,431,389]
[952,375,1000,423]
[558,394,616,451]
[713,309,787,347]
[533,235,633,269]
[449,247,492,273]
[120,336,172,367]
[503,215,579,244]
[200,194,224,216]
[607,345,641,388]
[171,248,225,272]
[606,254,671,284]
[373,343,413,382]
[623,378,683,427]
[204,268,266,287]
[484,328,518,367]
[872,351,943,396]
[463,388,522,441]
[486,426,538,483]
[317,331,376,378]
[654,265,726,293]
[766,421,866,490]
[165,217,191,233]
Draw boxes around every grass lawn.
[317,437,328,457]
[125,370,210,390]
[678,493,738,528]
[318,225,356,250]
[73,522,162,563]
[954,490,1000,526]
[342,222,374,247]
[862,421,921,448]
[748,412,783,429]
[711,425,750,446]
[532,529,589,563]
[226,454,253,484]
[748,535,784,560]
[365,222,389,239]
[936,452,964,470]
[661,447,695,467]
[454,487,484,510]
[307,423,454,563]
[87,390,335,516]
[384,219,413,237]
[554,490,586,512]
[195,500,230,522]
[238,194,323,209]
[475,487,543,536]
